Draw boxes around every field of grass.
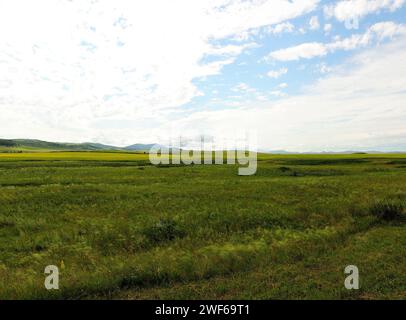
[1,152,406,299]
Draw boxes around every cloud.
[267,68,288,78]
[309,16,320,30]
[266,22,295,34]
[318,63,333,74]
[370,20,406,39]
[269,43,328,61]
[268,21,406,61]
[167,36,406,151]
[325,0,405,22]
[329,21,406,49]
[270,90,288,97]
[0,0,319,144]
[324,23,333,34]
[232,83,257,93]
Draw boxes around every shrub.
[369,200,404,221]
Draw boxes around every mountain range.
[0,138,154,152]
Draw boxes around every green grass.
[1,152,406,299]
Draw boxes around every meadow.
[1,152,406,299]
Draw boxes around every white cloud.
[267,68,288,78]
[232,83,257,93]
[0,0,319,144]
[270,90,288,97]
[299,27,307,34]
[370,20,406,40]
[325,0,405,22]
[166,37,406,151]
[318,63,333,74]
[324,23,333,34]
[329,21,406,50]
[309,16,320,30]
[268,21,406,61]
[208,43,257,56]
[269,43,328,61]
[327,32,372,51]
[267,22,295,34]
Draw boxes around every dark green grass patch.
[142,218,187,245]
[369,200,405,222]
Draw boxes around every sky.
[0,0,405,151]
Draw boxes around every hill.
[124,143,156,151]
[0,139,122,152]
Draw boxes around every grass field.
[1,152,406,299]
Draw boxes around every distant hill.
[0,139,123,151]
[0,138,165,152]
[0,139,18,147]
[124,143,157,151]
[263,150,296,154]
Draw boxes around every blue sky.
[0,0,406,151]
[194,1,406,110]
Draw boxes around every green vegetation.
[0,139,124,152]
[0,152,406,299]
[0,138,159,153]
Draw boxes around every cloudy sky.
[0,0,405,151]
